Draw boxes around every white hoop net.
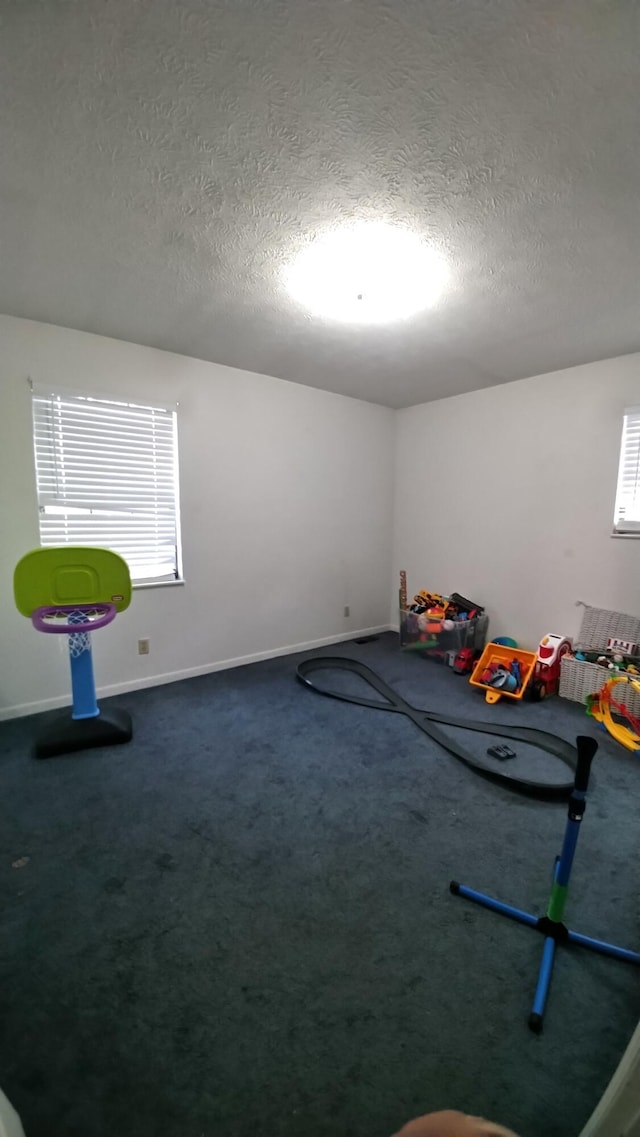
[66,609,93,659]
[38,608,96,658]
[68,630,91,658]
[34,605,115,656]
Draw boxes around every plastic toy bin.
[400,609,488,658]
[470,643,538,703]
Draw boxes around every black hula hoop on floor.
[296,656,579,800]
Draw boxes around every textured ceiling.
[1,1,640,408]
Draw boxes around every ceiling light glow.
[284,222,449,324]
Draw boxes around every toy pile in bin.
[559,603,640,716]
[469,644,539,704]
[399,571,488,668]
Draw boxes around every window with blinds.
[613,407,640,536]
[32,390,182,583]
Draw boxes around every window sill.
[133,579,186,590]
[611,532,640,539]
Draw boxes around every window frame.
[30,384,184,587]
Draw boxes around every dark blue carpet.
[1,633,639,1137]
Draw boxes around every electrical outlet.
[343,605,350,618]
[138,638,150,655]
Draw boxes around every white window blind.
[32,390,182,583]
[614,407,640,536]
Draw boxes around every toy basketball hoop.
[13,547,133,759]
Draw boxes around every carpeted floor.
[1,633,639,1137]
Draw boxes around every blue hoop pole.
[68,627,100,721]
[555,798,583,886]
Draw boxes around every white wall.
[394,356,640,648]
[0,315,395,718]
[5,316,639,719]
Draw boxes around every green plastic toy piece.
[14,547,132,617]
[546,882,568,924]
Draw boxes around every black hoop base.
[34,707,132,759]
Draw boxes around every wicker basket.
[559,604,640,714]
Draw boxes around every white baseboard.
[0,624,395,721]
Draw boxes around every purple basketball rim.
[31,603,117,634]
